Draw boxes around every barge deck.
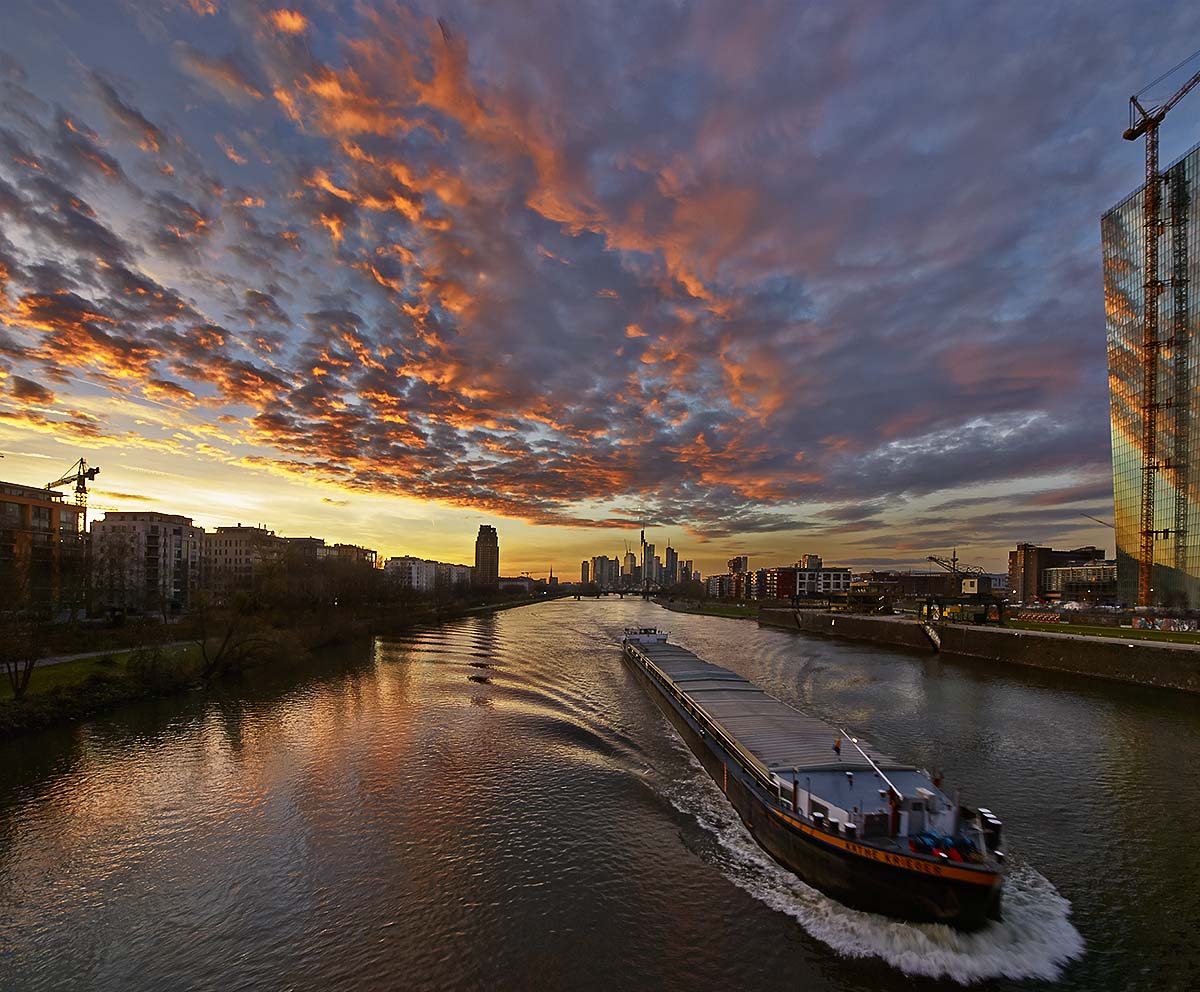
[622,630,1004,928]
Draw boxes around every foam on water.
[662,743,1085,984]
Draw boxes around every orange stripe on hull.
[770,809,1001,886]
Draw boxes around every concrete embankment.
[758,609,934,651]
[758,608,1200,693]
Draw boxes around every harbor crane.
[926,551,987,577]
[46,457,100,527]
[1123,51,1200,606]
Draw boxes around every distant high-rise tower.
[665,544,678,585]
[580,560,590,584]
[474,525,499,588]
[728,555,748,574]
[1104,143,1200,607]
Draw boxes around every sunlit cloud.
[0,0,1187,571]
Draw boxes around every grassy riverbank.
[0,596,549,740]
[0,643,204,702]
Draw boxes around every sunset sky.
[3,0,1199,576]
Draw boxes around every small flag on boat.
[833,736,841,756]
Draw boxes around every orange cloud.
[268,9,309,35]
[216,135,247,164]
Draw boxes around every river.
[1,599,1197,990]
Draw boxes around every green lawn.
[1006,620,1200,645]
[0,643,202,700]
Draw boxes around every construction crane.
[926,550,987,577]
[1123,52,1200,606]
[46,458,100,527]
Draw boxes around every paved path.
[32,640,194,669]
[882,613,1200,652]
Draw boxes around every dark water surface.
[1,600,1197,991]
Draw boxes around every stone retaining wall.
[757,609,1200,693]
[935,624,1200,693]
[757,609,933,651]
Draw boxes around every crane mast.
[1123,58,1200,606]
[46,457,101,531]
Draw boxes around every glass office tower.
[1103,142,1200,607]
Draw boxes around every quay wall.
[934,624,1200,693]
[757,609,932,651]
[757,609,1200,693]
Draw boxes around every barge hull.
[623,644,1002,929]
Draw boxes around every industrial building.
[1008,544,1106,604]
[1041,561,1118,604]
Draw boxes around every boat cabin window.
[910,801,924,812]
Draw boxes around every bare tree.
[1,620,47,701]
[191,592,275,681]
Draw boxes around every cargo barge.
[622,628,1004,929]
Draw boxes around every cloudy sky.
[2,0,1199,575]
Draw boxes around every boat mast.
[838,728,902,800]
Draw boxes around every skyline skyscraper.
[474,525,499,588]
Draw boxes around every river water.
[1,599,1197,991]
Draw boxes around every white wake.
[663,747,1085,984]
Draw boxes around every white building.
[385,556,438,592]
[92,511,204,611]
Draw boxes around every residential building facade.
[385,555,437,592]
[91,511,203,612]
[760,564,852,599]
[0,481,85,613]
[202,525,285,601]
[437,563,471,593]
[332,543,378,568]
[706,574,731,598]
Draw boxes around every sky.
[2,0,1200,577]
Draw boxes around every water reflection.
[0,600,1196,990]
